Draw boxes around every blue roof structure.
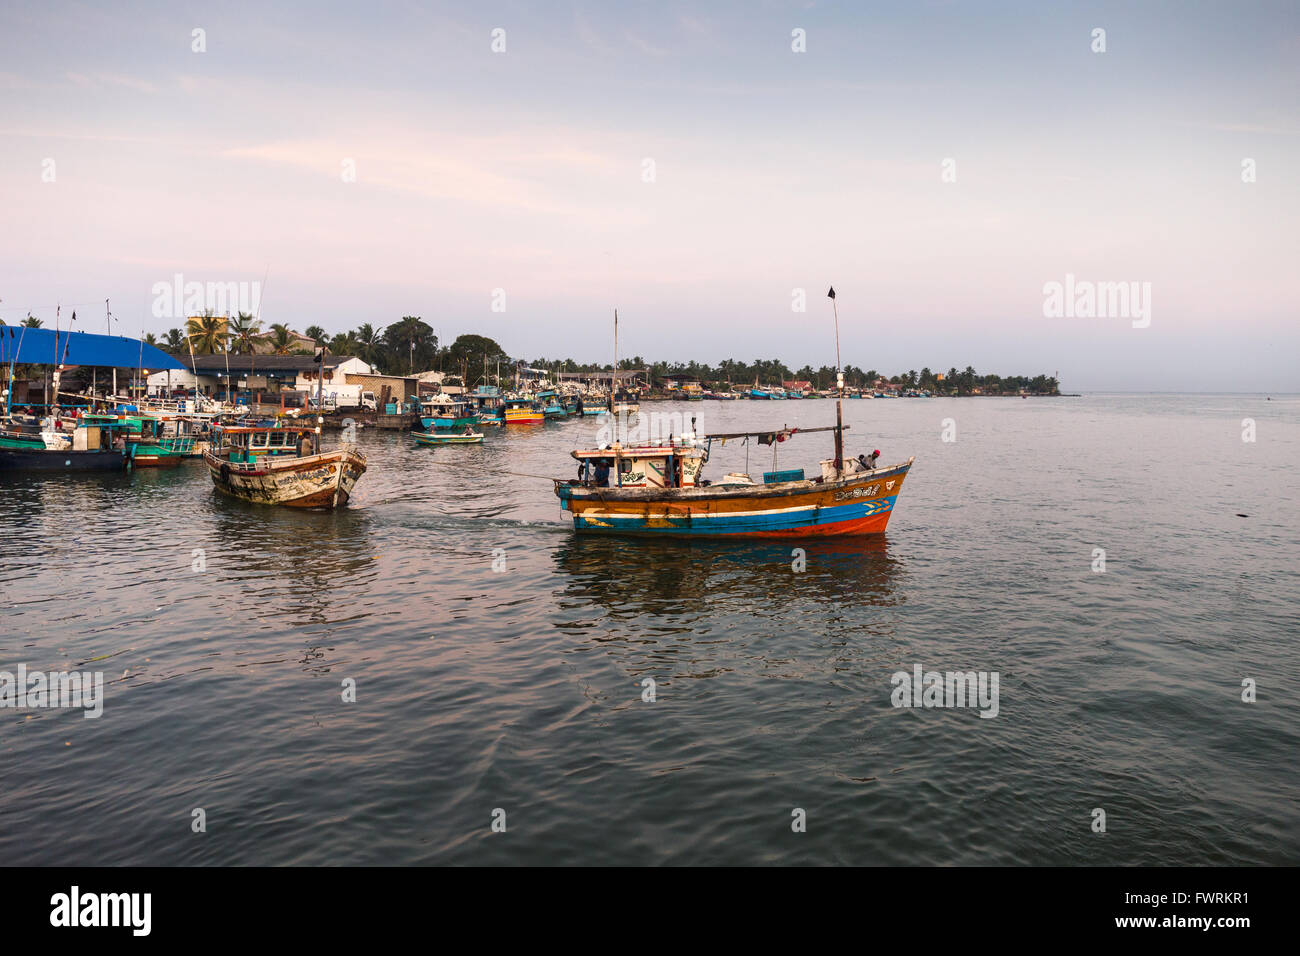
[0,326,186,370]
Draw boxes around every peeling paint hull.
[203,448,367,509]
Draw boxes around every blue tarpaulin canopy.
[0,326,187,370]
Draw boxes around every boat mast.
[611,308,618,418]
[829,286,843,477]
[314,343,325,455]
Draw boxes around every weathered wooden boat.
[0,417,134,472]
[203,424,366,508]
[412,430,484,445]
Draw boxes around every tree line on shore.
[5,311,1060,395]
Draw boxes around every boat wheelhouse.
[203,424,366,508]
[536,389,568,419]
[470,385,506,425]
[610,388,640,415]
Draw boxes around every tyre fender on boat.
[220,463,231,484]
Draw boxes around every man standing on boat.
[853,450,880,472]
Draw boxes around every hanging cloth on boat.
[757,428,795,446]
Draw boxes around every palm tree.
[227,312,262,389]
[305,324,325,343]
[353,323,380,367]
[166,328,185,353]
[329,330,360,356]
[144,332,159,346]
[22,313,42,328]
[185,311,229,354]
[268,323,294,355]
[228,312,262,354]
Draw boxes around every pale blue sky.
[1,0,1296,389]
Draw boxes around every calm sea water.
[1,394,1297,866]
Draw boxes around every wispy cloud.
[65,72,157,94]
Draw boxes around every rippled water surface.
[2,394,1297,865]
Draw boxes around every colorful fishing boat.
[554,287,913,537]
[555,426,912,537]
[535,389,568,419]
[502,396,544,425]
[469,385,506,426]
[0,417,50,449]
[413,430,484,445]
[418,395,480,431]
[110,412,193,467]
[203,424,366,508]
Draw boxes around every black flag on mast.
[827,286,836,299]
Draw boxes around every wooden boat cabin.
[572,441,708,489]
[212,424,315,463]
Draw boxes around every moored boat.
[0,417,134,472]
[537,389,568,419]
[418,395,480,431]
[110,412,193,467]
[502,396,544,425]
